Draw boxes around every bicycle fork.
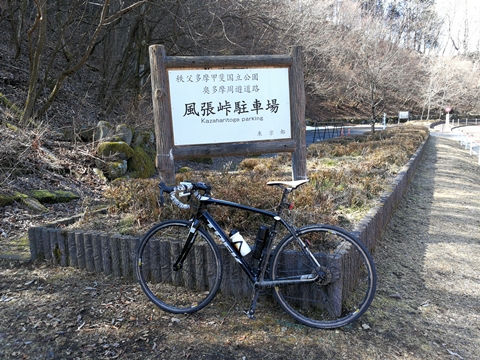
[172,220,200,271]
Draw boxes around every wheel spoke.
[272,225,376,328]
[136,221,222,314]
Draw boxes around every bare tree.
[19,0,147,124]
[5,0,28,59]
[82,0,278,113]
[259,0,428,123]
[22,0,47,125]
[381,0,442,53]
[436,0,480,55]
[421,56,480,119]
[4,0,479,129]
[351,22,405,126]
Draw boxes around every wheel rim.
[136,221,221,313]
[272,227,376,328]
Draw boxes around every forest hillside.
[1,0,479,235]
[2,0,480,131]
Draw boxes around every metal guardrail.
[457,130,480,165]
[312,122,345,142]
[451,118,480,127]
[438,119,480,165]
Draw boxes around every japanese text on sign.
[168,68,291,146]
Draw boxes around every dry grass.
[99,124,428,236]
[3,135,480,360]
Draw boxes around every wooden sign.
[168,68,291,146]
[149,45,306,183]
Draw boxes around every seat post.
[276,187,293,216]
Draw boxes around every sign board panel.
[398,111,409,119]
[168,68,291,146]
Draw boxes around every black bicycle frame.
[198,197,280,283]
[193,196,323,288]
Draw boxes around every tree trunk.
[20,0,147,122]
[21,0,47,124]
[7,0,28,60]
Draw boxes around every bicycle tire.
[136,220,222,314]
[271,224,376,329]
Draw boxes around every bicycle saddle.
[267,179,309,189]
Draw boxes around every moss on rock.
[178,166,193,173]
[54,190,80,203]
[97,141,134,160]
[127,146,156,179]
[105,160,128,180]
[132,130,156,161]
[0,191,30,207]
[30,190,80,204]
[0,192,16,207]
[92,167,108,182]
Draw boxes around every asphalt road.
[307,122,480,145]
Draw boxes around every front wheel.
[271,225,376,329]
[136,220,222,314]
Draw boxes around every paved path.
[308,121,480,358]
[431,122,480,160]
[431,122,480,139]
[371,132,480,359]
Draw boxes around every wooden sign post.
[149,45,306,184]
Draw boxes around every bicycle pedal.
[244,310,256,320]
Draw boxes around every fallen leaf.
[389,293,402,299]
[447,349,464,359]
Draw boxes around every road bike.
[135,179,376,329]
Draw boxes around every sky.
[435,0,480,54]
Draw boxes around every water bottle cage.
[232,240,243,252]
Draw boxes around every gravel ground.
[1,134,479,359]
[371,135,480,359]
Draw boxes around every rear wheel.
[271,225,376,328]
[136,220,222,314]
